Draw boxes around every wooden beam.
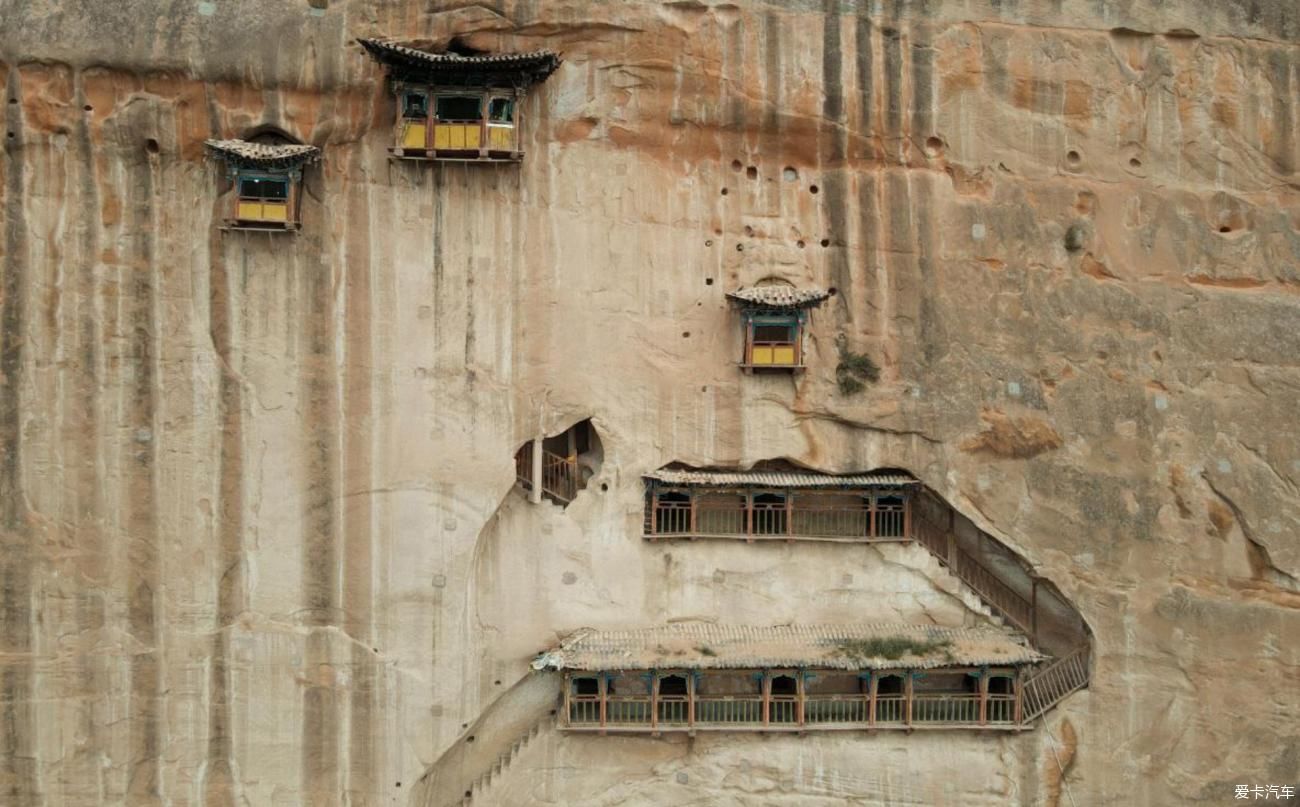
[529,436,543,504]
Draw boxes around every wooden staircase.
[909,493,1092,723]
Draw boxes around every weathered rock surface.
[0,0,1296,805]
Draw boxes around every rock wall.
[0,1,1296,805]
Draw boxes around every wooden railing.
[1021,645,1091,722]
[648,497,909,542]
[569,688,1028,731]
[515,443,580,505]
[541,451,579,503]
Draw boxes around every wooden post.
[785,491,793,541]
[745,492,754,542]
[904,495,912,539]
[599,674,608,733]
[689,494,697,539]
[761,672,770,727]
[947,530,957,568]
[1013,670,1023,725]
[650,674,659,734]
[978,671,989,726]
[796,672,806,727]
[529,436,543,504]
[513,87,523,158]
[869,496,877,539]
[867,674,878,726]
[687,673,696,730]
[563,674,571,728]
[905,673,914,727]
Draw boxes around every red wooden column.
[689,493,697,539]
[599,675,608,733]
[761,672,771,727]
[904,672,914,727]
[650,674,660,734]
[1013,670,1023,725]
[978,671,989,726]
[904,495,913,539]
[687,673,696,730]
[796,672,806,727]
[869,495,877,539]
[867,674,878,726]
[745,492,754,542]
[785,491,793,542]
[563,674,572,728]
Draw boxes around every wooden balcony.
[515,443,579,505]
[645,492,910,543]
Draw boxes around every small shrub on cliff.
[834,636,952,662]
[835,340,880,396]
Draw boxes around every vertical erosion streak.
[204,202,244,807]
[70,76,105,801]
[342,155,376,802]
[821,0,852,321]
[0,70,38,807]
[125,134,162,806]
[301,241,340,807]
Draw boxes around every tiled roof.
[533,623,1042,672]
[726,285,831,310]
[358,38,560,84]
[645,469,917,488]
[204,139,320,168]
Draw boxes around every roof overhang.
[358,38,560,87]
[204,139,321,171]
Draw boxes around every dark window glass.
[436,95,482,120]
[403,93,428,119]
[238,176,288,200]
[489,97,514,123]
[877,675,904,695]
[988,676,1014,696]
[753,323,795,343]
[770,675,797,696]
[573,677,599,696]
[659,675,687,696]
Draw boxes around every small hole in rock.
[820,238,830,247]
[600,482,609,492]
[1066,149,1081,166]
[828,286,839,296]
[782,166,798,181]
[735,244,743,252]
[705,278,713,285]
[396,782,402,788]
[746,165,758,180]
[714,228,722,235]
[925,136,944,155]
[465,791,472,799]
[1129,157,1142,168]
[494,680,501,685]
[810,184,819,194]
[467,735,475,743]
[743,225,754,236]
[1218,225,1231,233]
[5,132,13,139]
[731,159,742,171]
[462,723,469,729]
[720,188,728,196]
[145,138,160,154]
[682,331,690,338]
[83,105,93,112]
[705,239,713,247]
[796,240,805,249]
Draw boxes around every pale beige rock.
[0,1,1296,806]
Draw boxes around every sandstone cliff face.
[0,1,1296,805]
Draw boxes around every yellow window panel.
[261,202,288,222]
[402,122,427,149]
[237,201,263,220]
[465,124,482,149]
[489,125,513,149]
[773,346,796,365]
[751,346,774,365]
